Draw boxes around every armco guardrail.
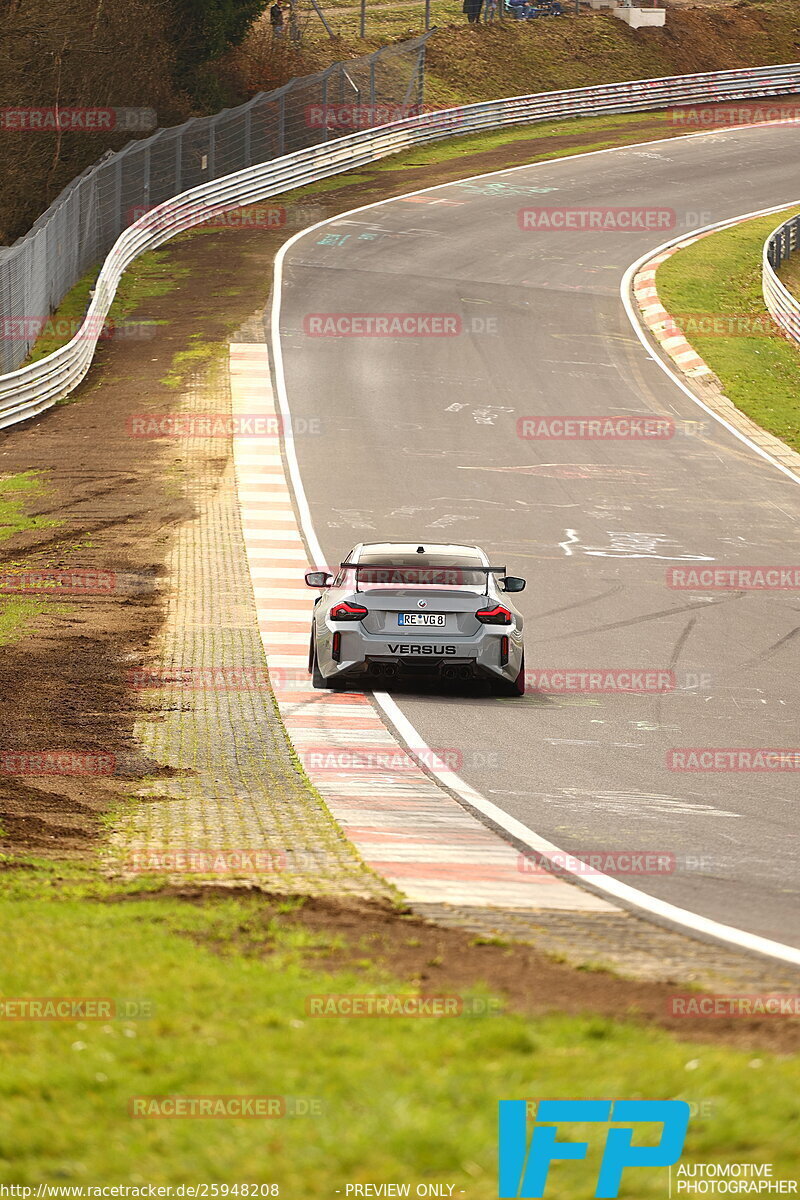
[2,61,800,430]
[763,212,800,345]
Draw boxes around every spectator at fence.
[463,0,485,22]
[507,0,564,16]
[270,0,285,36]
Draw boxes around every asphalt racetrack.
[275,123,800,951]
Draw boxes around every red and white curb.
[628,209,800,484]
[230,342,613,914]
[632,237,716,379]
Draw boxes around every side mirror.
[501,576,526,593]
[305,571,333,588]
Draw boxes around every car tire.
[493,653,526,697]
[310,638,334,689]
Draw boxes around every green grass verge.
[0,859,795,1189]
[0,597,51,645]
[0,472,65,643]
[24,249,181,365]
[369,109,670,170]
[657,207,800,454]
[0,471,58,543]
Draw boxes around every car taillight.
[475,604,512,625]
[331,631,342,662]
[330,601,368,621]
[500,635,509,666]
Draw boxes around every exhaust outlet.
[441,665,458,681]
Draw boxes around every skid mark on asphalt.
[536,595,744,644]
[532,583,623,621]
[743,624,800,668]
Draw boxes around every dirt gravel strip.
[229,340,800,989]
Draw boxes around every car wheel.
[310,638,333,689]
[493,653,526,697]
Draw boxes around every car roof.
[354,541,487,560]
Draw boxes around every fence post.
[208,115,217,178]
[142,144,151,211]
[278,92,286,156]
[369,56,377,110]
[321,76,329,142]
[0,250,12,373]
[244,105,252,168]
[115,153,123,232]
[175,132,182,194]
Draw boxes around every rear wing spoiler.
[339,562,506,594]
[340,562,507,573]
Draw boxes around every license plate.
[398,613,445,626]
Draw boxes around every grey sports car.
[305,541,526,695]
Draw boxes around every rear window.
[353,552,486,587]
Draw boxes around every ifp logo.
[498,1099,690,1198]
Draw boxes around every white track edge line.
[270,132,800,967]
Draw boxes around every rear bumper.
[316,624,523,683]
